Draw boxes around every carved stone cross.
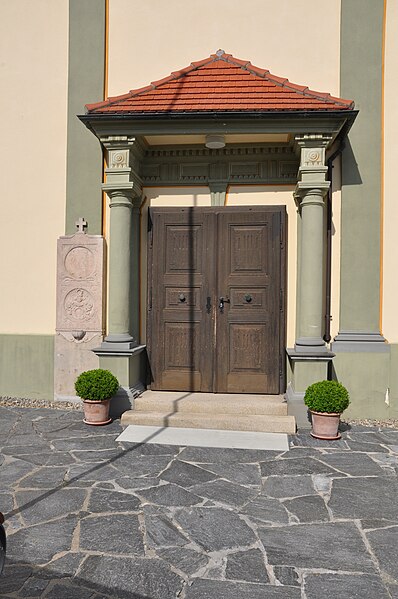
[76,217,87,233]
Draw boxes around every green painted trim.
[82,113,356,139]
[99,354,146,389]
[65,0,106,235]
[0,335,54,400]
[339,0,384,333]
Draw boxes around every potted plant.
[75,369,119,425]
[304,380,350,440]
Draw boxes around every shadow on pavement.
[1,556,179,599]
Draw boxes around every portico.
[74,50,357,427]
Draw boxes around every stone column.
[286,135,333,424]
[294,135,331,353]
[96,136,145,354]
[104,187,136,349]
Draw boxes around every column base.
[94,333,144,356]
[332,331,388,352]
[286,348,334,428]
[294,337,329,354]
[98,350,147,418]
[95,341,142,355]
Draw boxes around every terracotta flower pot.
[310,410,341,440]
[83,399,112,425]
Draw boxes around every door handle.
[219,296,230,312]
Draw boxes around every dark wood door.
[148,207,285,393]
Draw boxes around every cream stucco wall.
[108,0,341,99]
[382,0,398,343]
[0,0,68,334]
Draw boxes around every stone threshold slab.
[116,425,289,451]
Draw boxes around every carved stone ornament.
[58,331,98,344]
[302,147,324,167]
[109,149,129,169]
[64,288,95,322]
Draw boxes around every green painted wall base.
[332,348,397,419]
[99,352,147,418]
[288,359,329,394]
[389,344,398,419]
[0,335,54,400]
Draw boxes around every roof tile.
[86,51,354,114]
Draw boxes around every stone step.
[134,391,288,416]
[121,410,296,434]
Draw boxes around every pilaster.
[335,0,386,353]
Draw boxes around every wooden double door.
[147,206,286,394]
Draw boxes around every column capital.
[294,182,330,206]
[293,133,333,153]
[100,135,144,199]
[101,182,143,205]
[294,134,332,191]
[100,135,146,167]
[99,134,145,151]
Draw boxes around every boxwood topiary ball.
[75,369,119,401]
[304,380,350,414]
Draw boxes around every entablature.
[141,144,299,186]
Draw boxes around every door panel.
[148,207,284,393]
[216,210,280,393]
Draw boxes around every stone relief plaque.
[56,231,105,340]
[55,228,105,398]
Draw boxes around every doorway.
[147,206,286,393]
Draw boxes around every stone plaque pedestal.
[55,231,105,400]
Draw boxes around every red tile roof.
[86,50,354,114]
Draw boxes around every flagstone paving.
[1,405,398,598]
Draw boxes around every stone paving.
[1,405,398,598]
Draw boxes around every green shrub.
[75,369,119,401]
[304,380,350,414]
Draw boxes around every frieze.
[141,145,299,185]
